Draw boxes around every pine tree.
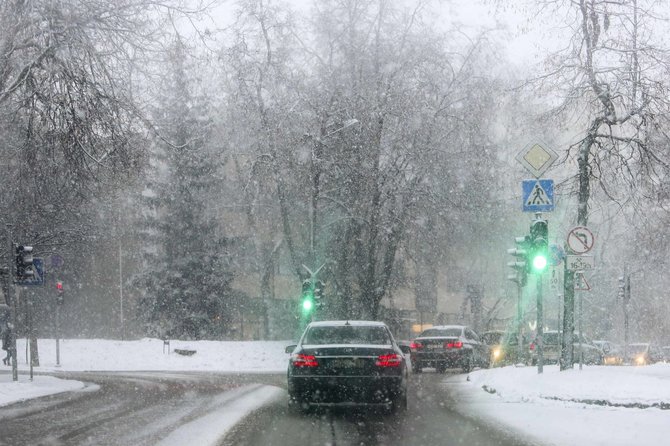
[136,37,233,340]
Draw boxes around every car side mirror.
[398,344,411,354]
[285,344,297,354]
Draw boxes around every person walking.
[1,303,11,365]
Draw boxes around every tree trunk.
[561,132,593,370]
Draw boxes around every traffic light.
[507,236,530,286]
[56,281,64,305]
[313,280,324,308]
[15,245,34,282]
[618,275,630,304]
[301,279,314,313]
[529,218,549,274]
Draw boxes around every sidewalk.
[0,372,86,407]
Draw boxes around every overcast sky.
[190,0,552,67]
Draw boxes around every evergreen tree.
[136,37,233,339]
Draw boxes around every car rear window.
[628,344,648,354]
[543,333,560,345]
[303,325,391,345]
[481,333,503,345]
[419,328,462,338]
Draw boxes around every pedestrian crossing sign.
[522,179,555,212]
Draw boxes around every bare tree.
[525,0,670,369]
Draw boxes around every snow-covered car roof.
[421,325,466,331]
[307,320,388,327]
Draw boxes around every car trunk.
[298,345,396,376]
[416,337,459,351]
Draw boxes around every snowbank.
[0,373,87,407]
[12,338,290,373]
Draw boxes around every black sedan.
[285,320,410,413]
[410,325,490,373]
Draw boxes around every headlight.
[492,348,502,359]
[635,355,646,365]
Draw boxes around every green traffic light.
[532,254,548,272]
[302,296,313,312]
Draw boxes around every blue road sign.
[549,244,565,266]
[21,257,45,286]
[522,179,555,212]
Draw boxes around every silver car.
[530,330,603,365]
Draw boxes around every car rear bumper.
[288,375,404,405]
[604,356,624,365]
[411,351,468,367]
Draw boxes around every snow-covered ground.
[2,338,670,446]
[8,337,289,373]
[448,363,670,446]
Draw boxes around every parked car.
[663,346,670,363]
[285,320,410,413]
[481,330,527,366]
[530,330,603,365]
[593,340,623,365]
[410,325,489,373]
[625,343,663,365]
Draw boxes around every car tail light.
[445,341,463,349]
[376,353,402,367]
[292,353,318,367]
[529,342,535,351]
[410,342,423,350]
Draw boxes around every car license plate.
[331,358,362,368]
[428,344,443,350]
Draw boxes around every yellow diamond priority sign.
[516,142,558,178]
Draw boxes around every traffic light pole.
[536,274,544,374]
[528,213,548,374]
[6,226,18,381]
[516,281,523,364]
[578,283,583,371]
[55,303,61,367]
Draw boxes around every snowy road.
[0,371,283,446]
[0,370,535,446]
[221,371,535,446]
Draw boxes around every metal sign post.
[578,274,583,371]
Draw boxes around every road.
[0,370,534,446]
[0,371,282,446]
[221,371,534,446]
